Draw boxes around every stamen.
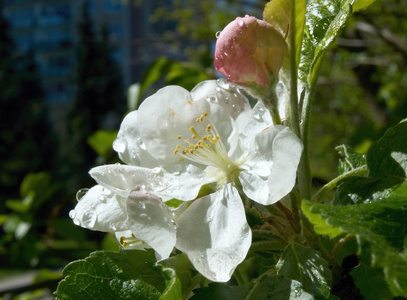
[172,111,239,176]
[177,135,182,139]
[120,234,145,248]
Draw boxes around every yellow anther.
[173,149,179,155]
[177,135,182,139]
[203,111,208,117]
[192,134,197,139]
[262,126,270,132]
[185,139,191,144]
[206,124,212,132]
[182,150,187,155]
[202,135,208,141]
[196,118,201,123]
[189,149,194,154]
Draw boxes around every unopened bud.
[214,15,287,88]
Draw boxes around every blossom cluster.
[70,15,302,282]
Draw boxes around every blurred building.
[2,0,180,108]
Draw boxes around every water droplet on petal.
[109,224,117,231]
[208,95,218,103]
[73,218,81,226]
[140,202,146,209]
[113,138,127,153]
[237,18,244,27]
[102,187,112,196]
[98,195,107,203]
[215,31,221,38]
[152,167,163,175]
[206,214,214,222]
[69,210,76,219]
[76,188,89,201]
[216,78,230,90]
[82,211,97,228]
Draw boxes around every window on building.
[111,49,122,64]
[108,23,123,40]
[47,55,70,75]
[10,9,34,28]
[14,34,33,52]
[46,81,70,103]
[105,0,123,13]
[38,5,70,27]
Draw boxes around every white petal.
[70,185,127,232]
[137,86,209,165]
[240,101,273,143]
[229,101,273,159]
[176,184,252,282]
[239,171,270,205]
[126,188,176,260]
[190,79,251,120]
[113,111,157,167]
[90,164,206,201]
[268,126,303,204]
[137,85,237,169]
[239,126,280,204]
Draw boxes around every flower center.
[173,111,240,181]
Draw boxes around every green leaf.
[299,0,376,88]
[138,57,177,101]
[353,0,376,12]
[159,268,182,300]
[191,282,251,300]
[335,145,366,175]
[158,253,191,300]
[276,243,332,298]
[366,118,407,179]
[191,275,313,300]
[5,193,34,214]
[137,58,211,102]
[263,0,306,65]
[55,249,166,300]
[303,182,407,297]
[263,0,292,38]
[19,172,58,211]
[165,63,211,91]
[334,119,407,205]
[87,130,118,158]
[350,244,393,300]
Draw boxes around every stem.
[233,267,246,285]
[289,1,301,139]
[289,0,311,202]
[249,240,286,254]
[183,274,204,299]
[313,165,369,202]
[264,87,282,125]
[298,88,313,201]
[330,234,354,260]
[289,189,301,234]
[252,229,283,240]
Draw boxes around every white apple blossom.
[69,79,303,282]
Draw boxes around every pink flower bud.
[214,15,287,87]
